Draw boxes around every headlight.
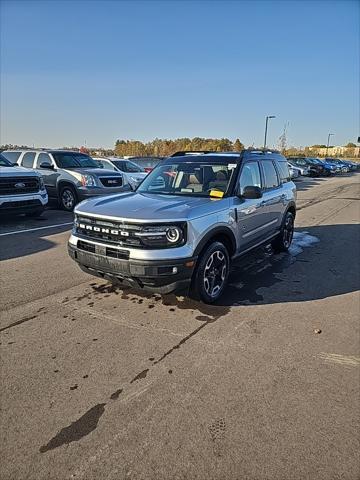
[136,224,186,248]
[81,174,96,187]
[166,226,181,243]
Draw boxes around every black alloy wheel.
[191,241,230,303]
[272,211,295,253]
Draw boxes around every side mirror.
[241,185,262,199]
[40,162,54,170]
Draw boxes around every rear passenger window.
[21,152,36,168]
[276,161,290,183]
[35,153,52,168]
[261,161,279,189]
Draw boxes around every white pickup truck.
[0,152,48,217]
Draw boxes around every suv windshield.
[0,153,14,167]
[52,153,100,169]
[112,160,144,173]
[137,160,237,197]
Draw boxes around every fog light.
[172,267,178,274]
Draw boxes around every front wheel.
[191,242,230,303]
[59,185,77,211]
[272,211,295,253]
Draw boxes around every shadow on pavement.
[0,210,73,261]
[83,224,359,312]
[294,176,328,192]
[217,223,360,307]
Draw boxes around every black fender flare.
[285,201,296,218]
[193,226,237,258]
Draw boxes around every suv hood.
[76,191,229,222]
[0,165,40,177]
[64,167,122,177]
[124,172,147,180]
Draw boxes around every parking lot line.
[0,222,73,237]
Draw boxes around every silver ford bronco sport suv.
[68,150,296,303]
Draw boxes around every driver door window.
[238,162,261,195]
[35,153,52,168]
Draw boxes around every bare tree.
[278,122,289,153]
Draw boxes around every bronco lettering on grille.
[79,223,129,236]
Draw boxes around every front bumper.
[0,192,48,214]
[68,242,196,294]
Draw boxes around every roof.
[167,149,285,163]
[48,150,90,154]
[1,148,90,154]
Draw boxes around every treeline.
[114,137,244,157]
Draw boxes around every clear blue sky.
[0,0,358,149]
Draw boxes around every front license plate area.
[77,250,130,275]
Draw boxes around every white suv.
[0,153,48,217]
[93,157,147,189]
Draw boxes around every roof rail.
[171,151,217,157]
[244,148,281,155]
[171,150,245,157]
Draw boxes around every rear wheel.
[272,211,294,253]
[191,242,229,303]
[59,185,77,211]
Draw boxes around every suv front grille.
[77,240,96,253]
[0,176,40,195]
[99,177,123,187]
[76,216,143,247]
[77,239,130,259]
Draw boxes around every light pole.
[326,133,334,156]
[264,115,276,150]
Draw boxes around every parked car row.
[287,156,359,177]
[0,149,149,215]
[1,148,358,218]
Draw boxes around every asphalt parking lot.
[0,174,359,480]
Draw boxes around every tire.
[272,211,295,253]
[59,185,77,211]
[25,207,45,218]
[191,241,230,304]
